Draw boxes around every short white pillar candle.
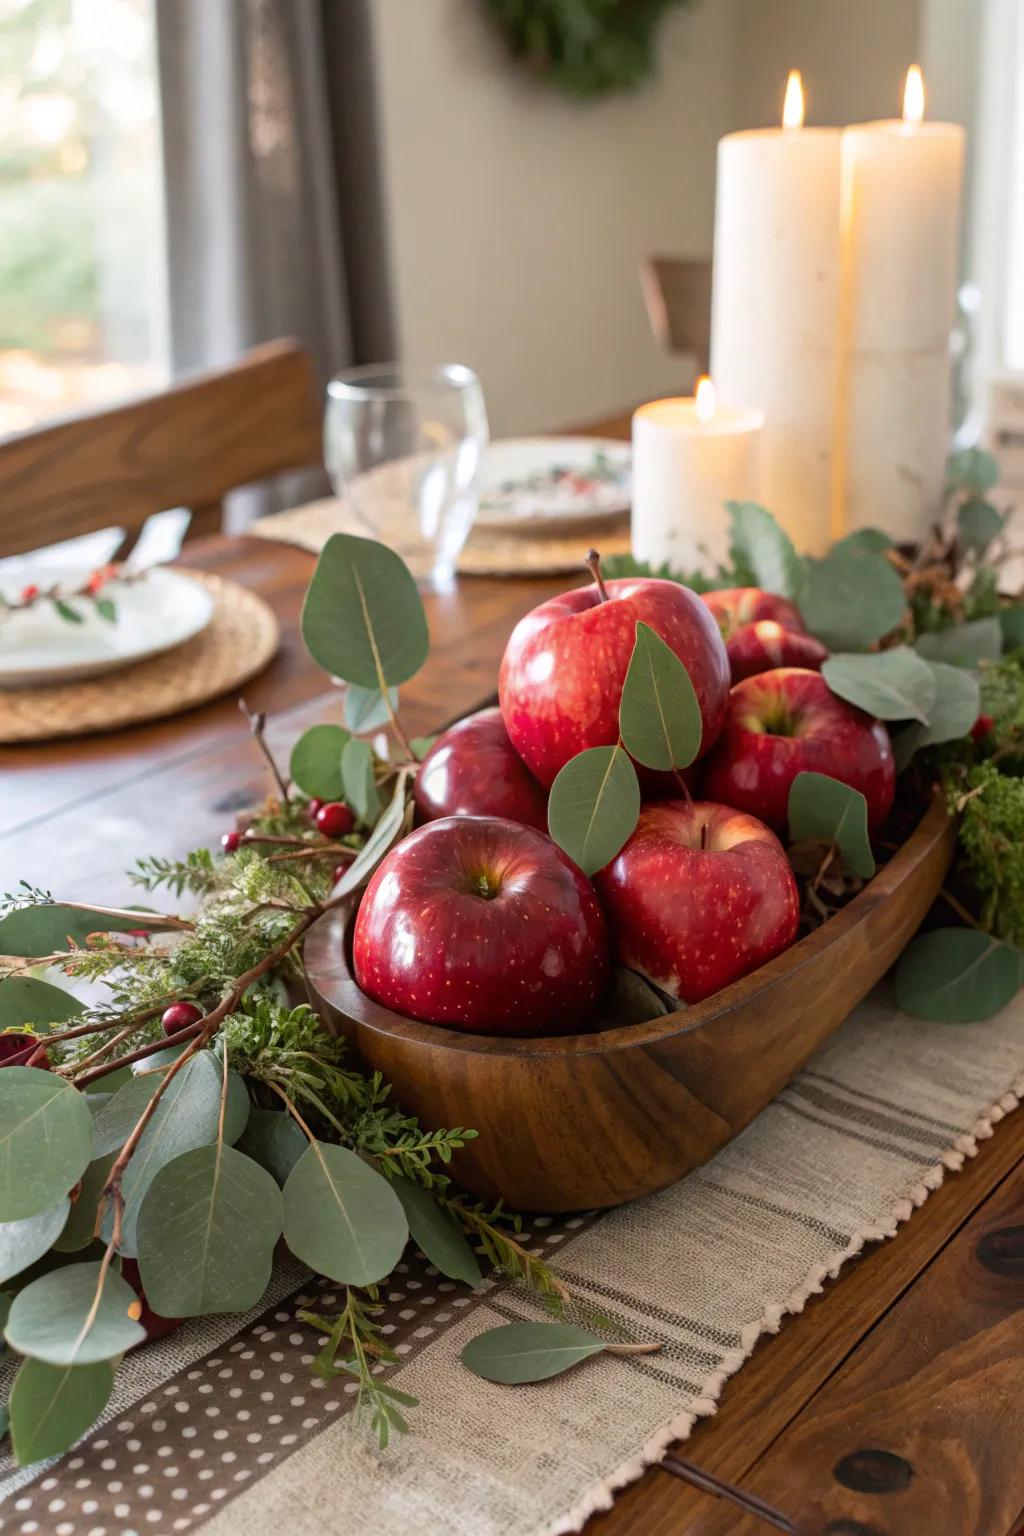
[631,378,764,572]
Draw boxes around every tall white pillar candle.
[711,72,842,555]
[632,379,764,571]
[838,68,964,540]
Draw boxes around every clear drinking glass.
[324,362,489,588]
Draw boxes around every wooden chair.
[0,339,323,559]
[639,257,713,373]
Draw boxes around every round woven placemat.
[250,497,632,576]
[0,573,279,744]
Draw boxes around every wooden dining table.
[3,423,1024,1535]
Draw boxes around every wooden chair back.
[0,339,323,559]
[639,257,713,372]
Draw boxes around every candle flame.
[695,375,716,423]
[903,64,925,125]
[782,69,804,129]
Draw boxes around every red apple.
[700,586,807,641]
[414,707,547,830]
[499,576,730,788]
[596,800,799,1004]
[352,816,609,1035]
[0,1033,48,1069]
[121,1258,182,1343]
[702,668,895,833]
[726,621,828,683]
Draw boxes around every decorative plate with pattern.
[474,437,631,534]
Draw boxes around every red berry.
[316,801,355,838]
[221,830,241,852]
[19,584,39,603]
[971,713,996,741]
[161,1001,203,1037]
[307,798,323,821]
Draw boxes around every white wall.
[367,0,740,435]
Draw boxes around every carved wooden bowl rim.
[305,794,953,1062]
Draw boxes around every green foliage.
[9,1358,114,1467]
[894,928,1024,1023]
[952,765,1024,947]
[618,621,702,770]
[0,902,167,958]
[392,1178,483,1287]
[0,1069,94,1222]
[343,684,399,734]
[822,649,935,723]
[957,497,1004,553]
[282,1142,409,1287]
[948,446,999,495]
[483,0,697,98]
[787,773,875,880]
[341,737,382,826]
[893,661,981,771]
[726,500,804,601]
[301,533,429,690]
[0,976,80,1030]
[600,553,735,595]
[289,724,350,800]
[0,1201,70,1286]
[799,546,906,651]
[916,618,1002,668]
[332,772,412,898]
[237,1107,307,1186]
[297,1287,417,1448]
[461,1321,606,1384]
[5,1262,145,1365]
[547,744,641,876]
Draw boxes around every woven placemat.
[250,496,633,576]
[0,573,279,744]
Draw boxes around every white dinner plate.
[0,567,215,688]
[474,437,631,534]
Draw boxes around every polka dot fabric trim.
[0,1217,592,1536]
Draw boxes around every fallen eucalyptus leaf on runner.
[619,621,702,770]
[916,617,1002,669]
[461,1321,660,1385]
[392,1177,483,1288]
[726,501,804,600]
[894,928,1024,1023]
[0,976,80,1030]
[136,1144,283,1316]
[301,532,429,689]
[0,1068,94,1223]
[787,772,875,881]
[8,1357,114,1466]
[0,1200,70,1286]
[547,744,641,877]
[282,1141,409,1287]
[822,648,936,724]
[5,1262,145,1366]
[289,723,350,801]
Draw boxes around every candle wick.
[585,548,610,603]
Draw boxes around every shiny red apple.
[499,575,730,789]
[702,668,895,833]
[413,707,547,830]
[352,816,609,1035]
[726,621,828,683]
[0,1033,48,1069]
[700,586,807,641]
[596,800,799,1004]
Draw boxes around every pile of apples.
[353,572,895,1037]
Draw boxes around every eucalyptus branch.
[240,698,291,803]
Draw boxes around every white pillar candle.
[711,72,842,555]
[838,68,964,541]
[631,378,764,571]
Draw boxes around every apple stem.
[585,548,610,603]
[700,821,708,851]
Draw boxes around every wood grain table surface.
[3,411,1023,1535]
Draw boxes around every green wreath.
[483,0,699,98]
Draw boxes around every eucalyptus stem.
[240,698,291,802]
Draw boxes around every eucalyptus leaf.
[332,772,412,898]
[409,735,438,761]
[830,528,893,556]
[799,548,906,651]
[301,532,429,688]
[136,1144,282,1316]
[822,648,935,723]
[725,501,804,600]
[9,1357,114,1466]
[916,618,1002,669]
[461,1321,606,1384]
[237,1107,306,1186]
[289,724,350,800]
[547,746,640,877]
[101,1052,223,1256]
[948,445,999,494]
[341,737,382,826]
[957,497,1004,552]
[222,1071,250,1146]
[0,977,80,1031]
[0,1201,70,1285]
[895,929,1024,1023]
[618,622,702,770]
[0,1069,94,1223]
[282,1142,408,1287]
[0,904,175,959]
[343,683,399,734]
[5,1261,145,1365]
[999,605,1024,652]
[90,1072,164,1158]
[0,1291,12,1335]
[391,1180,483,1288]
[893,661,981,769]
[787,772,875,880]
[54,1155,116,1253]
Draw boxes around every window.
[0,0,166,435]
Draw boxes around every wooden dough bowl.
[305,796,955,1213]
